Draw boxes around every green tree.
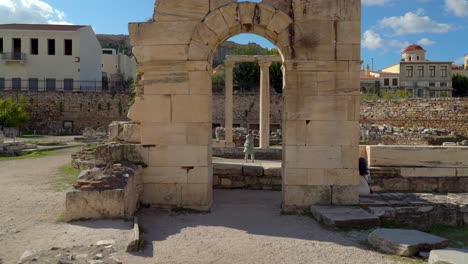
[452,74,468,97]
[0,97,29,140]
[227,44,284,93]
[0,97,29,128]
[230,44,261,92]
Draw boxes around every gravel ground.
[0,148,404,264]
[122,190,404,264]
[0,148,132,264]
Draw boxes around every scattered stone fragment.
[368,228,449,256]
[428,248,468,264]
[95,240,115,246]
[310,206,380,228]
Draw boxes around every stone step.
[429,248,468,264]
[310,205,380,228]
[368,228,449,257]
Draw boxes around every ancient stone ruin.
[64,0,362,220]
[125,0,362,211]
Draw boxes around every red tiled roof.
[0,24,87,31]
[402,44,425,53]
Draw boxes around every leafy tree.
[0,97,29,129]
[226,44,284,93]
[452,74,468,97]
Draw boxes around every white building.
[0,24,102,91]
[102,48,136,87]
[379,44,453,98]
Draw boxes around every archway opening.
[211,33,285,193]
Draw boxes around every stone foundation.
[360,193,468,229]
[64,168,142,222]
[213,162,282,190]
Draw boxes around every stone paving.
[360,193,468,228]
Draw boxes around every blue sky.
[1,0,467,70]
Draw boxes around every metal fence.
[0,79,132,92]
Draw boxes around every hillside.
[96,34,268,65]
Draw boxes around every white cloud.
[362,30,384,50]
[445,0,468,16]
[379,9,451,35]
[362,0,389,6]
[454,56,465,65]
[417,38,436,46]
[0,0,70,24]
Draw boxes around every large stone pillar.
[224,61,234,146]
[259,61,272,149]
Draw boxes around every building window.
[29,78,39,91]
[417,89,424,98]
[430,91,436,98]
[429,82,436,87]
[0,38,3,53]
[48,39,55,55]
[417,66,424,77]
[12,38,22,59]
[46,78,56,91]
[64,79,74,91]
[406,66,413,77]
[440,66,448,77]
[384,78,390,86]
[0,78,4,90]
[30,39,39,55]
[392,78,398,86]
[440,82,447,87]
[64,39,72,56]
[12,78,21,90]
[429,66,436,77]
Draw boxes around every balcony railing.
[1,52,27,63]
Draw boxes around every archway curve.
[188,2,293,63]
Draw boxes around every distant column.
[259,61,272,149]
[224,61,235,146]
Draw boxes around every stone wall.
[213,94,283,128]
[361,98,468,136]
[3,93,466,139]
[0,91,132,135]
[213,96,468,137]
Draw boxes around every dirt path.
[0,150,404,264]
[122,190,404,264]
[0,148,132,264]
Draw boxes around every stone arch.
[187,2,293,63]
[128,0,362,212]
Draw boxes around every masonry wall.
[0,91,132,135]
[361,98,468,136]
[213,96,468,136]
[1,91,466,137]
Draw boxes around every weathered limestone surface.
[64,170,141,222]
[367,146,468,168]
[368,229,449,257]
[129,0,362,210]
[429,248,468,264]
[310,206,380,228]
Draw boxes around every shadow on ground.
[132,190,371,259]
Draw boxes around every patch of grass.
[429,225,468,248]
[388,255,425,264]
[171,207,209,215]
[50,164,81,192]
[56,213,65,223]
[0,151,49,161]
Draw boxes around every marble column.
[224,61,235,146]
[259,61,272,149]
